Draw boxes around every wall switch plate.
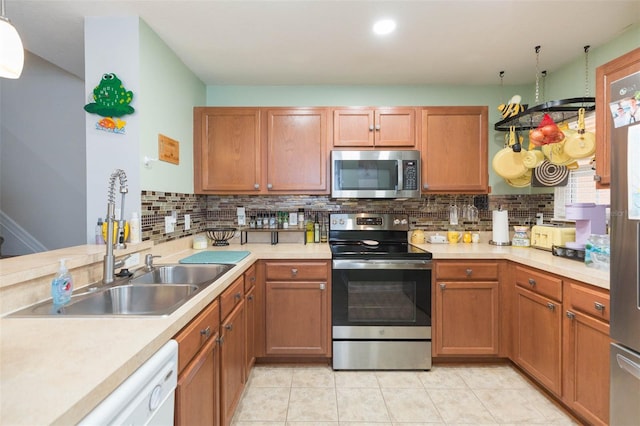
[165,216,175,233]
[124,253,140,268]
[184,214,191,230]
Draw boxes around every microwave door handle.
[396,161,401,192]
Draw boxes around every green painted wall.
[203,27,639,195]
[139,20,206,194]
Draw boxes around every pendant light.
[0,0,24,79]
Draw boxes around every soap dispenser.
[51,259,73,305]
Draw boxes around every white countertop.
[0,240,608,425]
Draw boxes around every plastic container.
[51,259,73,305]
[193,235,208,249]
[585,234,610,270]
[129,212,141,244]
[95,218,104,244]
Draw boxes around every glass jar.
[585,234,610,270]
[512,226,530,247]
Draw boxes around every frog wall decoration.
[84,73,135,134]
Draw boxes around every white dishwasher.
[79,340,178,426]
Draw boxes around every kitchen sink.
[8,263,235,317]
[129,264,233,285]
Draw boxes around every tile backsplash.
[141,191,554,245]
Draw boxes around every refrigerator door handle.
[616,353,640,380]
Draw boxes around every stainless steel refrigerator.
[604,48,640,425]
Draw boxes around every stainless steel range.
[329,213,433,370]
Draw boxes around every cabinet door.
[333,108,375,147]
[375,108,417,147]
[563,309,610,426]
[421,106,488,193]
[245,285,256,379]
[175,332,220,426]
[265,281,329,356]
[220,301,245,426]
[332,107,417,147]
[435,281,499,356]
[194,107,261,193]
[265,108,328,193]
[595,47,640,187]
[514,286,562,396]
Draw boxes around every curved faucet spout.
[104,169,129,284]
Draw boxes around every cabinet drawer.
[220,276,244,320]
[174,300,220,373]
[515,266,562,302]
[265,261,328,281]
[244,263,257,293]
[566,280,610,322]
[435,262,499,280]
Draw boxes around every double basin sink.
[10,264,234,317]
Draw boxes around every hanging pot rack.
[494,97,596,131]
[495,46,595,131]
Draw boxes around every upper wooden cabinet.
[595,47,640,188]
[265,108,329,193]
[421,106,489,193]
[194,107,262,194]
[194,107,329,195]
[333,107,419,148]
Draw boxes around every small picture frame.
[158,134,179,165]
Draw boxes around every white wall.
[0,51,86,254]
[84,17,141,244]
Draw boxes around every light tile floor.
[232,363,579,425]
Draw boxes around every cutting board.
[179,250,250,264]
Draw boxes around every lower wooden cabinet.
[174,300,221,426]
[562,280,611,426]
[220,300,246,426]
[434,261,502,356]
[435,281,500,355]
[513,266,563,397]
[175,333,220,426]
[263,260,331,357]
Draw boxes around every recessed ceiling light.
[373,19,396,35]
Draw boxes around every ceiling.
[6,0,640,86]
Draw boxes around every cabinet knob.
[440,283,446,290]
[234,292,242,301]
[594,174,602,182]
[247,294,254,301]
[528,278,536,286]
[320,283,325,290]
[566,311,576,320]
[375,124,380,131]
[423,183,429,189]
[217,336,224,345]
[465,268,472,277]
[291,268,298,276]
[547,302,556,311]
[267,183,273,189]
[254,183,260,189]
[369,125,374,131]
[200,326,211,339]
[225,323,233,331]
[594,302,606,312]
[250,276,256,283]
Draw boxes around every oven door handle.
[332,259,432,270]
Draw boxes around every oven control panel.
[330,213,409,231]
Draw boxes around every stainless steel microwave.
[331,150,421,199]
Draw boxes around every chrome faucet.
[103,169,129,284]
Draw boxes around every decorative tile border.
[141,191,554,244]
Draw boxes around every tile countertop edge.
[0,241,608,425]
